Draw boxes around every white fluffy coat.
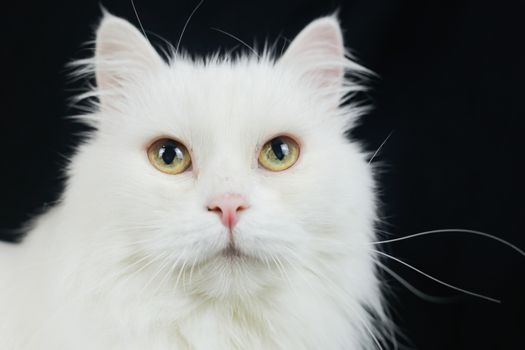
[0,13,387,350]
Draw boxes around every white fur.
[0,13,388,350]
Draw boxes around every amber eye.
[147,138,191,174]
[258,136,300,172]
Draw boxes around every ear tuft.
[278,16,351,94]
[95,12,164,106]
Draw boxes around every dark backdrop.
[2,1,524,349]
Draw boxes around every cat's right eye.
[147,138,191,175]
[258,136,300,172]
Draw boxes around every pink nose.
[207,193,249,229]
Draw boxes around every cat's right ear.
[276,16,367,108]
[278,17,345,92]
[95,12,164,108]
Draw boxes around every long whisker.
[189,254,199,286]
[369,130,394,164]
[371,228,525,257]
[301,235,513,306]
[130,0,149,42]
[269,254,287,284]
[357,311,384,350]
[175,258,188,291]
[277,250,313,292]
[175,0,205,55]
[116,252,168,294]
[144,254,176,296]
[139,254,173,296]
[275,255,298,295]
[374,258,453,303]
[373,249,501,303]
[165,249,186,290]
[210,27,260,58]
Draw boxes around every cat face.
[69,14,376,298]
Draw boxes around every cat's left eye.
[258,136,300,172]
[147,138,191,175]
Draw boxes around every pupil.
[159,144,178,164]
[271,138,289,161]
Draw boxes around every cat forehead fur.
[91,14,363,160]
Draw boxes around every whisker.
[374,258,453,303]
[165,249,186,290]
[91,254,153,292]
[130,0,149,42]
[210,27,260,58]
[139,254,173,296]
[116,252,168,294]
[269,254,286,283]
[369,130,394,164]
[145,31,175,61]
[175,259,188,291]
[371,228,525,257]
[357,311,384,350]
[373,249,501,303]
[275,255,298,295]
[189,254,199,286]
[277,252,314,296]
[175,0,204,55]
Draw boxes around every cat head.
[67,13,377,300]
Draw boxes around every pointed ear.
[95,12,164,106]
[278,17,346,91]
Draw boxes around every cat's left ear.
[95,12,164,107]
[278,16,347,93]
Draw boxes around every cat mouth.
[221,242,243,258]
[218,239,261,264]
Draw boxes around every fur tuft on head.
[68,12,371,128]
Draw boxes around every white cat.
[0,12,389,350]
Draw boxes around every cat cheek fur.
[0,12,389,350]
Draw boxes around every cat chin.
[182,255,275,300]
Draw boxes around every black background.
[2,1,524,349]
